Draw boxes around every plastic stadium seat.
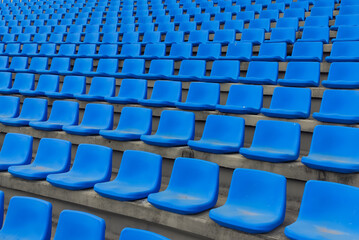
[29,101,79,131]
[8,138,71,180]
[240,28,265,45]
[245,4,262,14]
[94,150,161,201]
[268,2,286,12]
[287,42,323,62]
[47,144,112,190]
[0,98,47,127]
[138,81,181,107]
[141,110,195,147]
[0,96,19,118]
[45,76,86,99]
[20,74,59,97]
[167,60,206,81]
[256,0,271,7]
[301,125,359,173]
[284,8,305,21]
[276,17,299,31]
[148,157,218,214]
[38,44,56,57]
[0,133,32,171]
[322,62,359,88]
[209,168,286,233]
[54,210,106,240]
[259,9,279,22]
[341,0,359,6]
[313,90,359,124]
[331,15,359,30]
[40,57,71,74]
[249,19,271,32]
[100,107,151,141]
[136,60,174,80]
[119,228,170,240]
[213,29,236,44]
[261,87,312,119]
[219,42,252,61]
[285,181,359,239]
[237,11,255,23]
[114,59,145,78]
[201,60,240,82]
[237,62,278,85]
[191,43,221,60]
[224,20,244,33]
[332,26,359,42]
[163,31,184,44]
[118,44,141,59]
[216,85,263,114]
[251,42,287,61]
[240,120,301,162]
[214,12,232,23]
[188,115,245,153]
[278,62,321,87]
[290,1,309,11]
[265,27,296,44]
[162,43,192,60]
[326,42,359,62]
[0,196,52,239]
[105,79,147,104]
[176,82,220,110]
[74,77,115,101]
[298,27,329,44]
[187,30,209,45]
[310,7,333,20]
[299,16,329,30]
[141,43,166,59]
[63,104,113,136]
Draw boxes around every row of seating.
[0,193,169,240]
[2,139,359,238]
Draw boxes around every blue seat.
[251,42,287,61]
[0,133,32,171]
[331,15,359,31]
[278,62,321,87]
[265,27,296,44]
[245,4,262,14]
[259,9,279,22]
[213,29,236,44]
[276,17,299,31]
[118,44,141,59]
[301,125,359,173]
[256,0,271,7]
[237,11,255,23]
[162,43,192,60]
[54,210,106,240]
[287,42,323,62]
[290,1,309,11]
[167,60,206,81]
[326,41,359,62]
[214,12,232,23]
[238,62,278,85]
[8,138,71,180]
[45,76,86,99]
[148,157,219,214]
[163,31,184,44]
[88,59,118,76]
[94,150,161,201]
[39,57,71,74]
[29,100,79,131]
[115,59,145,78]
[224,20,244,33]
[20,74,59,97]
[239,120,301,162]
[47,144,112,190]
[217,85,263,114]
[121,32,140,44]
[0,73,34,94]
[100,107,151,141]
[209,168,286,233]
[283,8,305,21]
[176,82,220,110]
[6,57,29,72]
[310,6,333,20]
[0,196,52,240]
[188,115,245,154]
[0,98,47,127]
[136,60,174,80]
[74,77,115,101]
[0,96,19,118]
[322,62,359,89]
[249,19,271,32]
[141,110,195,147]
[142,31,161,44]
[201,60,240,82]
[299,16,329,30]
[268,2,286,12]
[240,28,265,45]
[141,43,166,59]
[119,228,170,240]
[190,43,221,60]
[332,26,359,42]
[138,80,181,107]
[63,103,113,136]
[261,87,312,119]
[313,90,359,124]
[285,180,359,240]
[105,79,147,104]
[298,27,329,44]
[219,42,252,61]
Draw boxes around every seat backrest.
[39,44,56,55]
[121,59,145,74]
[54,210,106,240]
[143,43,166,57]
[61,76,86,95]
[258,42,287,57]
[328,62,359,82]
[0,72,12,89]
[36,74,59,92]
[168,43,192,58]
[0,133,32,164]
[4,43,20,54]
[19,98,48,120]
[28,57,49,71]
[150,80,182,102]
[241,28,265,43]
[58,44,76,56]
[80,103,114,129]
[12,73,34,91]
[246,61,278,80]
[77,44,96,56]
[116,107,152,134]
[119,43,141,57]
[319,89,359,115]
[71,58,93,72]
[329,41,359,57]
[164,31,184,43]
[178,60,206,77]
[0,196,52,239]
[196,43,221,58]
[21,43,37,55]
[48,100,79,126]
[155,110,195,139]
[291,42,323,57]
[96,59,118,74]
[49,57,70,72]
[284,62,320,82]
[0,96,19,118]
[213,29,235,43]
[226,84,263,109]
[210,60,240,78]
[98,44,118,57]
[226,42,252,58]
[186,82,220,104]
[88,77,116,97]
